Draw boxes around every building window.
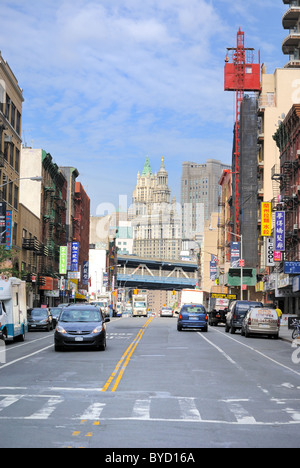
[16,111,21,135]
[14,184,18,209]
[8,180,12,205]
[13,222,17,246]
[15,148,19,173]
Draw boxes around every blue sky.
[0,0,287,214]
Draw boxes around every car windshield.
[60,309,102,322]
[237,302,263,313]
[181,305,205,314]
[135,302,146,308]
[29,309,48,318]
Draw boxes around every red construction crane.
[224,28,261,235]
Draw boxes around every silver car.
[241,307,279,339]
[160,307,174,317]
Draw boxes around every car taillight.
[205,315,208,321]
[179,314,182,320]
[248,317,251,325]
[233,315,236,319]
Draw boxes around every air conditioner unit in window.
[4,135,12,143]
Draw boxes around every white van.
[241,307,279,339]
[0,277,27,341]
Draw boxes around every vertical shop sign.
[59,246,67,274]
[70,242,79,271]
[230,242,241,267]
[266,237,274,267]
[5,210,12,250]
[275,211,285,251]
[0,202,6,244]
[82,261,89,285]
[261,202,271,236]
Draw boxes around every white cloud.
[0,0,287,212]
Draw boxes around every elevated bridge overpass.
[116,255,198,290]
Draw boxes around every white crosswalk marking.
[178,397,201,420]
[0,395,21,410]
[0,393,299,426]
[25,397,64,420]
[132,399,151,419]
[79,403,106,420]
[226,400,256,424]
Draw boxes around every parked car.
[241,307,280,339]
[27,308,53,332]
[177,304,208,332]
[225,300,263,334]
[54,304,110,351]
[160,307,174,317]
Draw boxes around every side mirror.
[105,317,110,323]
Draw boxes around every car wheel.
[54,344,64,351]
[98,338,106,351]
[177,324,182,331]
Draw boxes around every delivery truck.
[180,289,204,307]
[0,277,27,342]
[132,292,148,317]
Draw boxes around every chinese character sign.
[5,210,12,250]
[59,246,67,274]
[82,261,89,285]
[275,211,285,251]
[261,202,271,237]
[70,242,79,271]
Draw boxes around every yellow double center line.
[101,316,153,392]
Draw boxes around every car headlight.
[92,325,103,334]
[56,325,67,334]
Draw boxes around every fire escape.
[273,112,300,260]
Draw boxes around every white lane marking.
[213,328,300,377]
[197,332,239,366]
[0,345,54,370]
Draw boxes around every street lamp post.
[0,176,42,188]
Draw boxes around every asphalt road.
[0,316,300,449]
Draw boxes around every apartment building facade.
[0,51,24,264]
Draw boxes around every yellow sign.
[261,202,271,236]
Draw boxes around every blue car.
[177,304,208,332]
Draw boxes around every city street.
[0,316,300,449]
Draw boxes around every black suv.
[225,300,263,334]
[54,304,110,351]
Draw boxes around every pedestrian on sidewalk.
[275,303,282,323]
